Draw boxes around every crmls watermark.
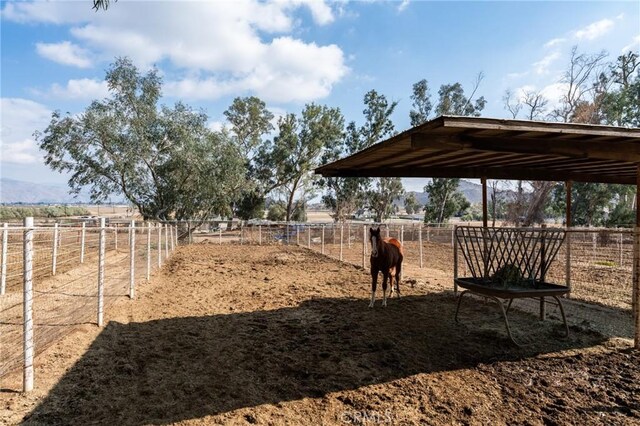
[339,409,394,424]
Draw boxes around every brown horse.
[369,227,403,307]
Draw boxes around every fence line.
[185,220,634,338]
[0,217,179,392]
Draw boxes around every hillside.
[0,178,95,204]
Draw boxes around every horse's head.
[369,227,381,257]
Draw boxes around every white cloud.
[622,35,640,54]
[4,1,345,104]
[398,0,410,12]
[0,98,51,165]
[48,78,110,100]
[36,41,92,68]
[544,38,565,48]
[532,51,561,75]
[540,82,569,110]
[574,18,614,41]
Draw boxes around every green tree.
[369,177,404,222]
[265,104,344,222]
[320,90,400,221]
[267,201,286,221]
[404,192,421,214]
[36,57,244,221]
[435,74,487,117]
[423,178,470,224]
[409,79,432,126]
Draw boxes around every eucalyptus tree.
[267,104,344,222]
[36,57,245,221]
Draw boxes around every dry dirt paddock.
[1,244,639,425]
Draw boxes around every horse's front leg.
[369,268,378,308]
[382,272,389,307]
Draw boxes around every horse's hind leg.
[389,267,396,298]
[395,259,402,297]
[382,272,389,307]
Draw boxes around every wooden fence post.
[157,224,162,268]
[170,224,175,252]
[175,225,178,249]
[146,223,151,281]
[80,222,86,264]
[1,223,8,295]
[129,220,135,299]
[362,225,366,268]
[307,225,311,249]
[97,218,106,327]
[219,227,222,245]
[419,226,423,269]
[340,224,343,261]
[400,225,404,244]
[23,217,34,392]
[165,224,169,258]
[52,223,58,276]
[322,225,325,255]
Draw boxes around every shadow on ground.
[23,293,607,425]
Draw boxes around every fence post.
[157,224,162,268]
[348,224,351,249]
[321,225,325,255]
[97,218,106,327]
[52,223,58,275]
[80,222,86,264]
[419,226,423,269]
[240,225,244,245]
[23,217,35,392]
[453,225,458,294]
[340,224,343,261]
[175,224,178,249]
[619,232,624,267]
[170,224,175,252]
[362,225,366,268]
[591,232,597,263]
[308,225,311,249]
[219,227,222,245]
[296,225,300,246]
[146,223,151,281]
[565,230,572,295]
[114,226,118,252]
[165,224,169,259]
[1,223,7,295]
[189,222,193,244]
[385,226,389,238]
[400,225,404,244]
[129,220,135,299]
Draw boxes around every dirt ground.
[1,244,639,425]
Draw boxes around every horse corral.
[1,242,639,425]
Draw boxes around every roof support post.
[481,177,488,228]
[565,181,572,296]
[634,165,640,349]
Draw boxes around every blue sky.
[1,0,639,195]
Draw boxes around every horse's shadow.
[23,293,607,425]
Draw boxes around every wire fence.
[189,221,635,340]
[0,218,178,391]
[3,218,636,391]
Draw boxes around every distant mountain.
[0,178,97,204]
[395,179,513,207]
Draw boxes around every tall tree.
[423,178,469,224]
[435,73,487,116]
[268,104,344,221]
[369,178,405,222]
[409,79,433,126]
[404,192,421,214]
[36,57,245,221]
[223,96,275,220]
